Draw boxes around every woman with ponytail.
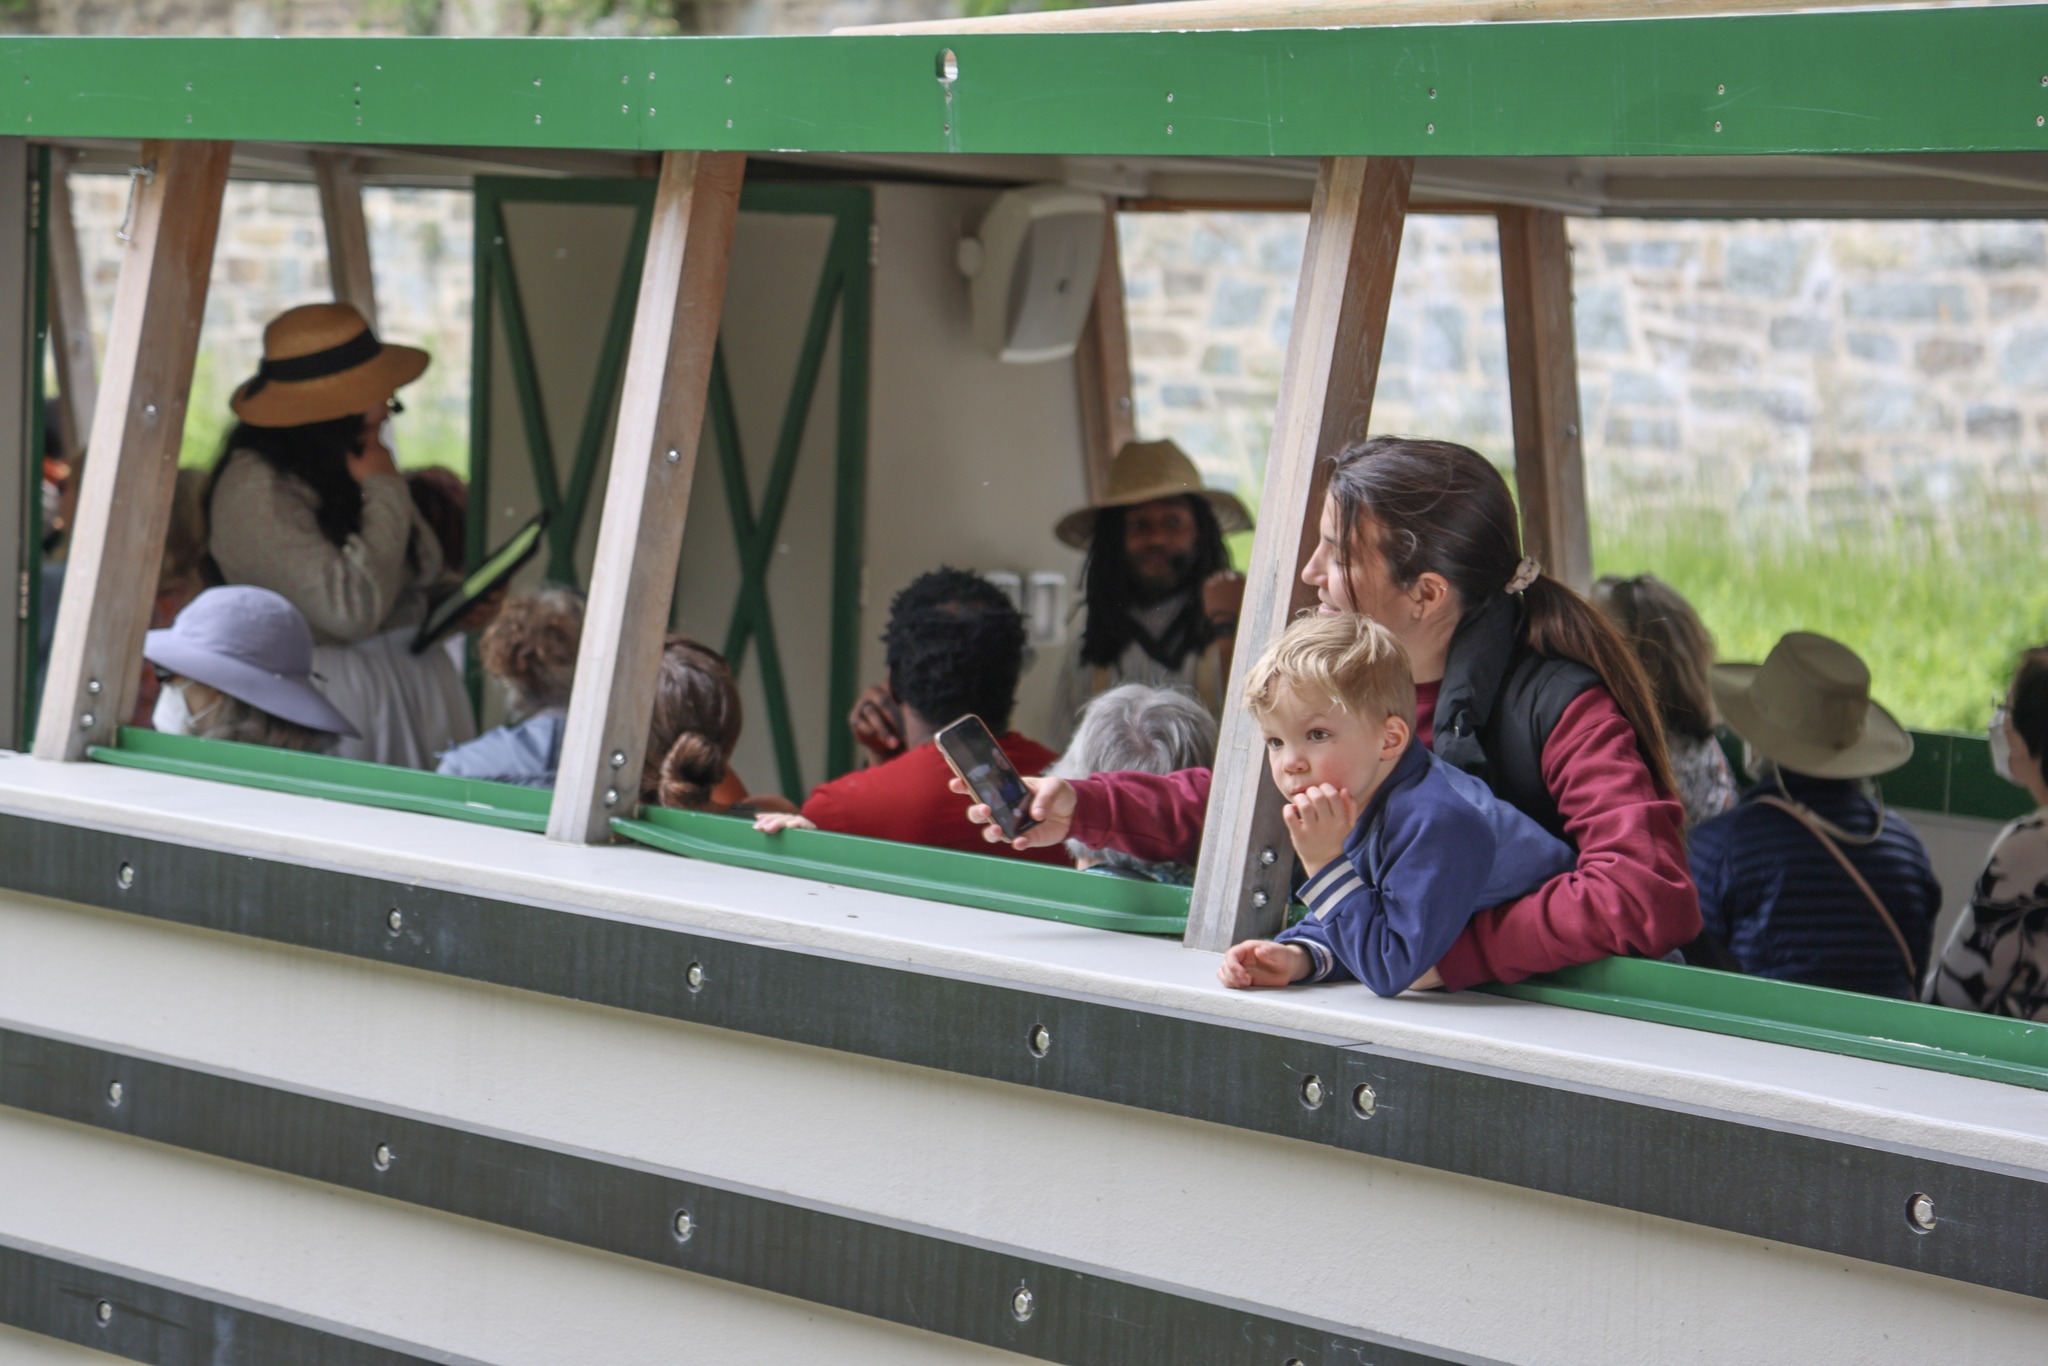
[644,637,796,816]
[961,437,1700,991]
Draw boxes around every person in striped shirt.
[1216,614,1574,997]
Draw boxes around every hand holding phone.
[934,715,1041,842]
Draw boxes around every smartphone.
[934,714,1041,841]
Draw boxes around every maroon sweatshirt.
[1065,681,1700,990]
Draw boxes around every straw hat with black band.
[230,302,429,428]
[1054,439,1254,549]
[1712,631,1913,781]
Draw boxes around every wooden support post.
[46,149,97,469]
[1497,205,1592,594]
[33,140,232,762]
[1183,156,1413,953]
[547,151,746,844]
[312,152,378,326]
[1073,208,1134,503]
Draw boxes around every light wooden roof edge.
[838,0,2004,38]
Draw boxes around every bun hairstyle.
[1324,437,1676,797]
[645,637,743,810]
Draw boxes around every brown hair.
[2009,646,2048,765]
[1244,613,1416,730]
[480,589,584,717]
[1324,437,1675,796]
[1591,574,1718,742]
[645,636,743,810]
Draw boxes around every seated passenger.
[757,568,1066,862]
[1215,615,1574,997]
[1043,440,1250,748]
[1690,632,1941,999]
[207,302,473,769]
[135,467,212,728]
[1592,573,1737,828]
[435,590,583,788]
[141,585,359,753]
[645,636,795,816]
[1046,684,1217,885]
[1925,647,2048,1020]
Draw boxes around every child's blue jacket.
[1276,740,1574,996]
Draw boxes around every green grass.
[1593,503,2048,733]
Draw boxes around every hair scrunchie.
[1505,557,1542,594]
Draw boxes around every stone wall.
[1122,212,2048,536]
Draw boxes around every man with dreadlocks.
[1047,440,1252,747]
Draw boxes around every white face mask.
[1990,705,2017,785]
[151,679,216,737]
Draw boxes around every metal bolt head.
[373,1143,394,1171]
[115,862,134,890]
[1165,123,1174,134]
[1714,120,1723,132]
[1250,889,1270,909]
[107,1080,123,1107]
[79,712,96,730]
[142,403,158,421]
[610,750,627,769]
[1352,1083,1377,1118]
[86,678,102,695]
[1717,82,1726,95]
[604,787,620,808]
[1028,1024,1050,1057]
[1426,123,1435,134]
[1165,91,1174,102]
[386,908,404,934]
[1907,1192,1936,1232]
[665,448,681,464]
[1010,1285,1035,1321]
[673,1208,694,1241]
[1300,1075,1326,1109]
[95,1300,112,1326]
[686,961,705,992]
[1259,847,1277,867]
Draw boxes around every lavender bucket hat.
[144,586,360,737]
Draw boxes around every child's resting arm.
[1277,796,1496,997]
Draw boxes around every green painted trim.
[17,145,48,751]
[1486,955,2048,1092]
[614,805,1190,936]
[88,728,550,833]
[1723,724,2032,824]
[485,207,568,578]
[827,190,874,782]
[5,11,2048,157]
[560,195,653,571]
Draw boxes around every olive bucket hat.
[230,302,429,428]
[1711,631,1912,780]
[1053,439,1254,549]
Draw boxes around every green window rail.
[1720,725,2031,824]
[614,805,1189,937]
[88,728,549,833]
[1487,955,2048,1093]
[83,729,2048,1090]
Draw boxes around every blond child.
[1218,615,1572,996]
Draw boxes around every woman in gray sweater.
[206,303,473,769]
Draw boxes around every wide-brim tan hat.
[1054,439,1254,549]
[230,302,429,428]
[1712,631,1913,780]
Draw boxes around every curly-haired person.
[755,567,1066,862]
[436,589,583,788]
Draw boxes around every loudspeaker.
[956,186,1107,364]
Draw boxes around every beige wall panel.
[0,1107,1024,1366]
[672,212,838,798]
[863,184,1089,751]
[2,883,2043,1366]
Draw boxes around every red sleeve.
[1068,767,1213,866]
[1433,689,1701,991]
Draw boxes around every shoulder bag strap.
[1753,795,1917,979]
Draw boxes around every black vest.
[1431,592,1601,847]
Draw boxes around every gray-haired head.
[1049,684,1218,877]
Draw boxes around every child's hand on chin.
[1282,782,1357,876]
[1218,940,1310,989]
